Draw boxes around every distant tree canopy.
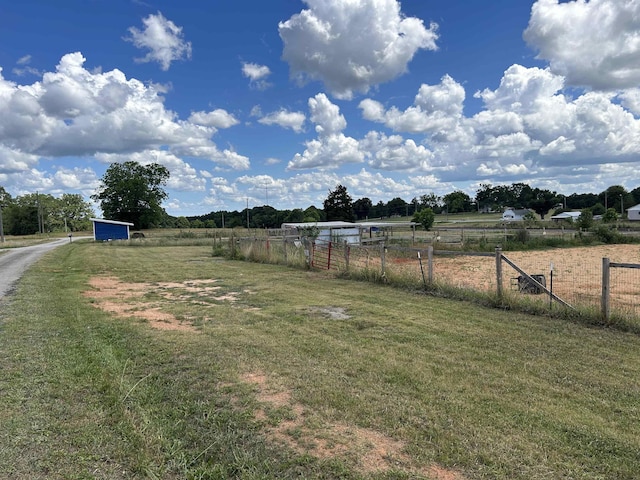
[91,161,169,229]
[475,183,559,218]
[0,187,94,235]
[323,184,355,222]
[412,208,435,230]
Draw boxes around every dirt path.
[0,238,78,300]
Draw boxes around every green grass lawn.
[1,242,639,479]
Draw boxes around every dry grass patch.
[83,276,248,332]
[241,371,465,480]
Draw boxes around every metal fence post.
[380,242,386,277]
[495,247,503,299]
[602,257,610,322]
[427,245,434,284]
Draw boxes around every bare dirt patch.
[308,306,351,320]
[241,371,465,479]
[83,276,242,332]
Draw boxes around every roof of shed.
[91,218,135,226]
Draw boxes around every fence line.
[235,236,640,326]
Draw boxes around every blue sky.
[1,0,640,216]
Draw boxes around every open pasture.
[1,242,639,479]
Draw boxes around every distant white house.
[502,208,532,222]
[550,211,582,222]
[628,204,640,221]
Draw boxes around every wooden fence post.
[427,245,434,284]
[344,241,350,272]
[283,237,288,264]
[495,247,503,299]
[380,242,386,277]
[602,257,610,322]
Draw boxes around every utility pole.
[0,204,4,243]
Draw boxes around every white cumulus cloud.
[241,62,272,89]
[258,109,306,132]
[126,12,192,71]
[524,0,640,90]
[279,0,438,99]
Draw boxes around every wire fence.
[234,235,640,329]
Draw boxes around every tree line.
[2,160,639,235]
[189,183,640,229]
[0,187,94,236]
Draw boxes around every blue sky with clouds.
[1,0,640,216]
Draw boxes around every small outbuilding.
[281,221,364,244]
[91,218,135,241]
[628,204,640,221]
[502,208,532,222]
[550,211,582,222]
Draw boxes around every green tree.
[353,197,372,220]
[303,205,324,222]
[386,197,408,216]
[176,216,190,228]
[528,188,559,219]
[323,184,355,222]
[91,161,170,229]
[443,191,472,213]
[412,208,435,230]
[576,209,594,230]
[602,208,618,223]
[55,193,94,231]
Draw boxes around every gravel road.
[0,238,78,300]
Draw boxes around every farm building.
[281,221,416,245]
[502,208,532,222]
[550,211,582,222]
[628,204,640,221]
[91,218,135,241]
[282,221,364,244]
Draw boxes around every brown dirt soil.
[371,244,640,313]
[241,372,466,480]
[83,276,239,332]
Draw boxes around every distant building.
[502,208,532,222]
[550,211,582,222]
[91,218,135,241]
[628,204,640,221]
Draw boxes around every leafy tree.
[370,200,387,218]
[285,208,305,223]
[176,216,190,228]
[55,193,94,231]
[303,205,324,222]
[566,192,598,210]
[92,161,170,229]
[591,203,606,216]
[602,208,618,223]
[0,186,11,205]
[600,185,633,214]
[353,197,372,220]
[323,184,355,222]
[576,209,594,230]
[443,191,472,213]
[412,208,435,230]
[417,193,442,212]
[386,197,408,216]
[528,188,559,219]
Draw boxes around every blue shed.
[91,218,135,241]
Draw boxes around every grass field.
[1,241,640,479]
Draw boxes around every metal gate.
[311,241,333,270]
